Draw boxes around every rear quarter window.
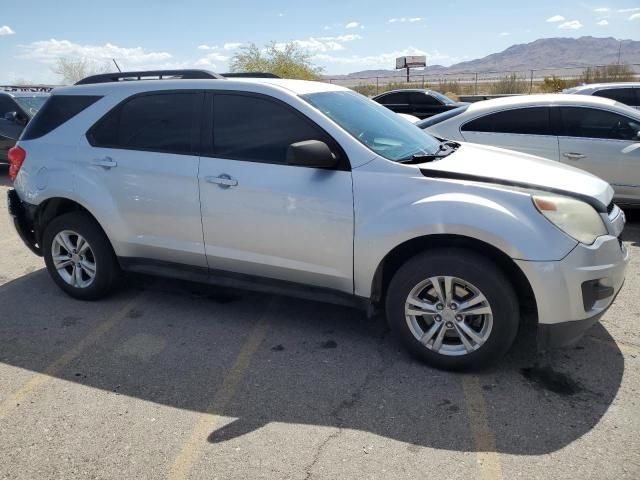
[22,95,101,140]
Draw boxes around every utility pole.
[617,41,622,64]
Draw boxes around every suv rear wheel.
[386,248,519,370]
[43,212,120,300]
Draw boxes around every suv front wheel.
[386,248,519,370]
[43,212,120,300]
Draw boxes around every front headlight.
[532,195,607,245]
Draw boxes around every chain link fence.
[326,63,640,97]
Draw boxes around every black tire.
[42,211,120,300]
[385,248,519,371]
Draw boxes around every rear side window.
[593,88,638,106]
[377,92,409,105]
[461,107,551,135]
[88,92,201,155]
[212,94,339,165]
[22,95,101,140]
[0,95,17,117]
[559,107,640,141]
[410,92,441,106]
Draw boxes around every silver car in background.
[419,94,640,206]
[7,72,629,370]
[564,82,640,109]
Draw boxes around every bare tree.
[51,58,111,84]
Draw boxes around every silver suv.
[7,70,629,370]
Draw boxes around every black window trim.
[557,105,640,142]
[86,89,205,156]
[201,90,351,171]
[460,106,555,137]
[374,91,410,105]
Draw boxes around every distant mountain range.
[327,36,640,79]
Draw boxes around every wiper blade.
[398,153,449,164]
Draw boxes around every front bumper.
[7,189,41,255]
[515,220,629,348]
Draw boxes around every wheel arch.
[34,197,113,253]
[369,234,538,321]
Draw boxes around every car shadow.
[0,264,626,456]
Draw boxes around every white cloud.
[499,31,510,36]
[546,15,565,22]
[223,42,243,50]
[594,7,610,12]
[19,39,173,68]
[597,19,609,25]
[558,20,583,29]
[630,12,640,20]
[345,21,360,28]
[278,13,284,17]
[388,17,423,23]
[0,25,15,35]
[275,34,362,53]
[618,7,640,12]
[197,44,217,50]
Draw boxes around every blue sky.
[1,0,640,83]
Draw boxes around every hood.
[420,143,614,212]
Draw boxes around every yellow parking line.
[461,375,503,480]
[167,298,278,480]
[0,293,143,420]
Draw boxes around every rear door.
[460,107,559,160]
[557,106,640,204]
[198,92,354,293]
[82,90,207,270]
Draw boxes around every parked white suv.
[7,70,629,370]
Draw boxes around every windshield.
[14,96,48,117]
[429,91,455,105]
[303,91,441,161]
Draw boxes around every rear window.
[417,105,470,129]
[22,95,101,140]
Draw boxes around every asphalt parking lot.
[1,168,639,480]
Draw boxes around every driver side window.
[560,107,640,141]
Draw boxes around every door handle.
[205,174,238,188]
[91,157,117,169]
[563,152,585,160]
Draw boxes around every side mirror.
[3,111,27,126]
[286,140,337,169]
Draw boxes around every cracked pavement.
[1,171,639,479]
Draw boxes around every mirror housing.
[286,140,337,169]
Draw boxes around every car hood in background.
[419,142,614,211]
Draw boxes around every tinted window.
[377,92,409,105]
[0,96,16,116]
[462,107,551,135]
[417,105,470,129]
[593,88,638,106]
[22,95,101,140]
[89,93,200,154]
[410,92,441,106]
[213,94,338,165]
[560,107,640,141]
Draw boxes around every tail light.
[8,146,26,182]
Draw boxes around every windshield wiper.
[398,141,460,164]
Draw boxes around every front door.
[198,93,354,293]
[557,106,640,204]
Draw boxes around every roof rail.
[75,69,224,85]
[221,72,281,79]
[1,85,54,92]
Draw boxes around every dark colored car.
[372,89,469,119]
[0,91,49,164]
